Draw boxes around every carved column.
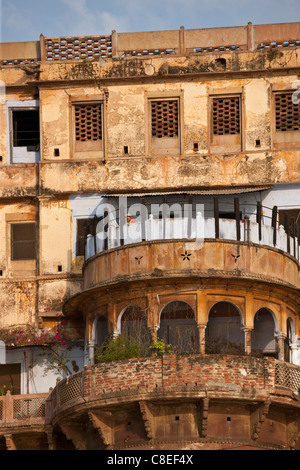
[276,332,285,361]
[242,327,253,355]
[289,342,299,365]
[197,323,207,355]
[196,291,207,354]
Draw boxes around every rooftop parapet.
[0,22,299,66]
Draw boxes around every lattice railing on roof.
[275,361,300,392]
[0,58,39,67]
[45,35,112,61]
[121,48,176,58]
[257,40,300,50]
[190,45,241,54]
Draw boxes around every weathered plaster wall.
[39,198,72,275]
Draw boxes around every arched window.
[157,301,199,354]
[206,301,244,354]
[120,306,151,354]
[93,315,109,347]
[251,308,277,357]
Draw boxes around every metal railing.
[84,199,300,262]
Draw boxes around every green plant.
[150,337,173,356]
[94,334,144,363]
[0,385,14,396]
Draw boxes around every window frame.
[145,91,183,156]
[209,92,243,154]
[6,100,40,164]
[10,222,36,261]
[71,97,105,160]
[5,213,37,276]
[272,89,300,150]
[76,217,93,257]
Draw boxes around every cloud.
[1,1,36,41]
[58,0,129,35]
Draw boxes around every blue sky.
[1,0,300,43]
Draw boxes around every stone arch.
[251,308,278,357]
[117,305,151,352]
[91,314,109,347]
[157,300,199,353]
[205,301,245,354]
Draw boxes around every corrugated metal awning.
[103,185,273,197]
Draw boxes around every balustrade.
[0,358,300,428]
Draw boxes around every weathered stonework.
[0,22,300,450]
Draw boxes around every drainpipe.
[25,348,30,394]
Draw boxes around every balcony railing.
[0,391,48,424]
[0,358,299,428]
[84,200,300,262]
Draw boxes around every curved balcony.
[84,201,300,264]
[83,236,299,293]
[1,356,300,449]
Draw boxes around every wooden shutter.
[11,223,36,261]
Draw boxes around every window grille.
[151,100,179,138]
[212,96,240,135]
[275,92,300,132]
[75,103,102,142]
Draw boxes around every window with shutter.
[273,92,300,149]
[149,98,181,155]
[11,223,36,261]
[73,102,104,158]
[212,96,240,136]
[210,94,242,153]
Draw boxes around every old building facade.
[0,22,300,450]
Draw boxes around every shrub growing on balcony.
[94,335,144,363]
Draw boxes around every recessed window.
[75,103,103,142]
[273,91,300,149]
[275,92,299,132]
[212,96,240,136]
[73,102,104,158]
[210,94,242,153]
[149,97,181,155]
[11,223,36,261]
[76,218,92,257]
[151,99,179,138]
[9,107,40,163]
[12,109,40,148]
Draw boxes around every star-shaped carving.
[135,256,143,264]
[181,250,192,261]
